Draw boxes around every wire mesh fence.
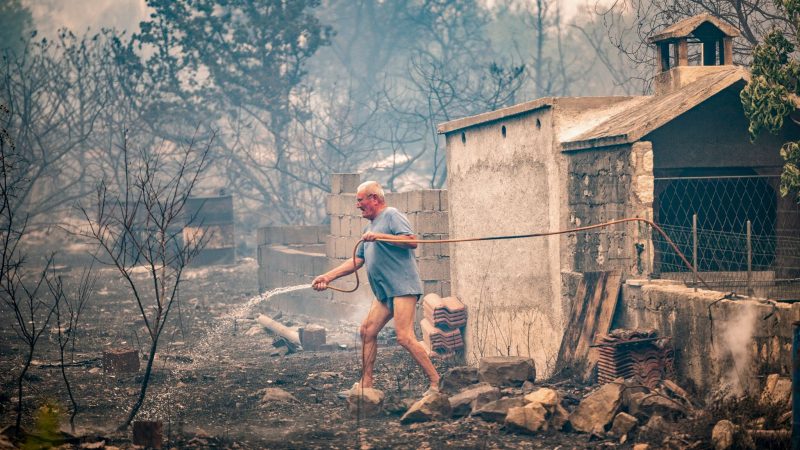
[652,175,800,300]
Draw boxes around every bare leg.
[359,299,393,388]
[393,296,440,390]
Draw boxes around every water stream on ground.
[135,283,312,421]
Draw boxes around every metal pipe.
[693,214,698,291]
[747,220,752,297]
[792,321,800,450]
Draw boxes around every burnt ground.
[0,239,788,449]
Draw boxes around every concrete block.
[439,190,449,211]
[407,191,424,212]
[330,215,341,236]
[132,421,163,449]
[441,281,451,297]
[389,192,409,212]
[351,217,366,237]
[422,190,442,211]
[325,234,336,259]
[340,194,357,214]
[416,211,449,234]
[299,325,326,350]
[418,258,450,281]
[103,348,139,373]
[342,173,361,194]
[424,280,442,297]
[326,194,334,215]
[331,173,360,194]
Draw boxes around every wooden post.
[675,39,689,66]
[723,37,733,65]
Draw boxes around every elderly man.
[312,180,440,396]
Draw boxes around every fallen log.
[256,314,302,349]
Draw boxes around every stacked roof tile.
[595,329,674,388]
[420,294,466,355]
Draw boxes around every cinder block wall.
[326,173,451,299]
[257,225,328,291]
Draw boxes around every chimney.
[648,14,740,94]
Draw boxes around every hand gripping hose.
[323,217,710,293]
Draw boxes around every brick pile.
[420,293,466,355]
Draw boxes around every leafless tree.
[46,262,96,431]
[78,131,213,429]
[0,102,59,434]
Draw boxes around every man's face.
[356,191,380,220]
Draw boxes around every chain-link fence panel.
[652,175,800,300]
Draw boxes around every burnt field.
[0,245,591,449]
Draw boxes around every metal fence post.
[692,213,698,291]
[793,321,800,450]
[747,220,752,297]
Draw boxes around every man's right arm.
[311,256,364,291]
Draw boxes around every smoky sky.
[24,0,150,37]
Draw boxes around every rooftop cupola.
[648,14,740,93]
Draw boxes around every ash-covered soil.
[0,253,592,448]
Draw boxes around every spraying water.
[136,284,311,420]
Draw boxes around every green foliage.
[740,0,800,202]
[21,401,63,449]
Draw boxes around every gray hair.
[357,180,385,201]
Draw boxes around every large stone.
[569,382,624,433]
[441,366,480,393]
[400,392,452,424]
[637,393,687,419]
[632,444,650,450]
[299,324,326,351]
[449,383,500,417]
[760,374,791,407]
[524,388,560,411]
[103,348,139,373]
[347,387,385,417]
[478,356,536,387]
[711,420,735,450]
[505,403,548,434]
[259,387,299,404]
[608,412,638,437]
[473,397,525,422]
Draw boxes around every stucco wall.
[616,279,795,396]
[445,107,566,375]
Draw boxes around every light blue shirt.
[356,207,423,304]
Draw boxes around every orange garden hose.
[324,217,710,293]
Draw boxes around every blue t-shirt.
[356,207,423,303]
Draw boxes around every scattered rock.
[760,374,791,407]
[478,356,536,387]
[449,383,500,417]
[347,386,385,417]
[523,388,559,410]
[521,380,536,393]
[244,326,262,336]
[551,403,570,431]
[400,392,452,424]
[608,412,638,437]
[270,346,289,357]
[473,397,525,422]
[637,393,687,419]
[260,387,299,404]
[568,382,624,433]
[711,420,735,450]
[632,444,650,450]
[505,403,548,434]
[440,366,479,393]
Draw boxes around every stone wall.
[565,141,654,276]
[616,279,795,396]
